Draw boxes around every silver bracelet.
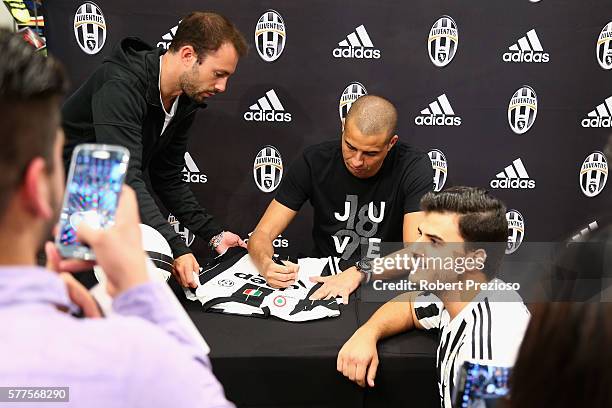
[209,231,224,249]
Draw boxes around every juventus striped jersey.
[185,248,342,322]
[413,279,530,408]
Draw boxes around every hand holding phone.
[54,185,150,298]
[56,144,129,260]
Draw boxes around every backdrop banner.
[45,0,611,259]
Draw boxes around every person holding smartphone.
[0,30,233,407]
[62,12,248,288]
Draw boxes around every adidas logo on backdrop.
[581,96,612,128]
[503,29,549,63]
[182,152,207,183]
[490,158,536,189]
[333,25,381,59]
[414,94,461,126]
[244,89,292,122]
[158,23,179,49]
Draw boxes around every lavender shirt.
[0,266,234,408]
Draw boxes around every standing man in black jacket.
[62,12,248,288]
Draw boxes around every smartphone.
[453,361,511,408]
[55,144,130,260]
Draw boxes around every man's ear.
[388,134,399,150]
[20,157,53,220]
[471,248,487,272]
[179,45,197,66]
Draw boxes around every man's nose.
[351,152,364,167]
[215,78,228,93]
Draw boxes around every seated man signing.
[248,95,434,303]
[337,187,530,408]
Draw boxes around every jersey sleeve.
[488,301,531,365]
[413,292,444,330]
[403,153,435,214]
[274,151,312,211]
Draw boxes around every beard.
[179,66,215,104]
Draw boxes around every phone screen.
[454,361,511,408]
[57,145,129,259]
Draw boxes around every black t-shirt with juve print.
[275,139,434,261]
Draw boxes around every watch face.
[358,259,372,272]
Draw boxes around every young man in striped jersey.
[337,186,530,408]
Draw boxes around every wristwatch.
[355,258,373,284]
[209,231,224,250]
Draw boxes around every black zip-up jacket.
[61,37,222,258]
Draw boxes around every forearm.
[247,229,275,273]
[359,293,416,341]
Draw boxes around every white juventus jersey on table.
[413,279,530,408]
[185,248,342,322]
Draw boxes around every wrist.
[358,324,381,342]
[346,266,365,282]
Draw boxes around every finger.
[355,361,368,388]
[44,242,61,271]
[188,270,198,288]
[57,259,96,273]
[60,274,102,318]
[324,292,336,300]
[310,286,331,301]
[337,352,344,373]
[367,357,379,387]
[186,261,199,288]
[341,290,350,305]
[238,239,247,248]
[269,271,297,283]
[180,267,196,288]
[309,275,329,284]
[74,218,105,248]
[282,261,300,274]
[348,362,357,383]
[342,358,350,378]
[267,278,292,289]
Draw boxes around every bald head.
[345,95,397,141]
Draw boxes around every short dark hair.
[420,186,508,277]
[0,29,68,217]
[169,12,248,60]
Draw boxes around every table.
[179,283,440,408]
